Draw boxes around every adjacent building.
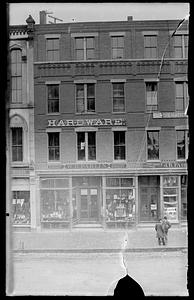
[9,13,189,230]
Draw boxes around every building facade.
[8,16,36,230]
[9,15,189,230]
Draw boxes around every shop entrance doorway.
[139,176,160,222]
[79,188,99,222]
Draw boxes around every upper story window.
[112,82,125,113]
[175,81,189,112]
[176,130,186,159]
[11,49,22,103]
[75,37,95,60]
[144,35,157,58]
[46,38,59,61]
[76,83,95,113]
[11,127,23,162]
[174,34,188,59]
[111,36,124,59]
[147,131,159,160]
[48,132,60,161]
[77,132,96,161]
[114,131,126,160]
[146,82,158,111]
[47,84,59,113]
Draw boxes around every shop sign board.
[153,112,186,118]
[48,118,126,127]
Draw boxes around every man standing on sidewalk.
[155,219,165,246]
[162,216,171,245]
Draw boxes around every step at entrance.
[73,223,103,229]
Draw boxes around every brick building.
[8,16,36,230]
[9,13,189,230]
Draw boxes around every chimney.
[127,16,133,21]
[40,11,47,24]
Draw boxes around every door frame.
[78,186,100,222]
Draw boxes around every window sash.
[48,133,60,161]
[144,36,157,58]
[114,132,126,160]
[75,37,95,60]
[112,36,124,59]
[77,132,96,161]
[11,49,22,103]
[48,85,59,113]
[46,38,59,61]
[11,128,23,162]
[147,131,159,160]
[175,82,188,112]
[76,84,95,113]
[174,35,188,58]
[177,130,186,159]
[113,83,125,112]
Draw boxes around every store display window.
[181,175,187,220]
[40,178,70,228]
[105,177,135,227]
[12,191,30,225]
[163,176,178,222]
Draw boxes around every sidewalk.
[11,227,188,253]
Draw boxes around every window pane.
[86,49,95,59]
[77,132,85,160]
[177,131,185,159]
[76,84,84,113]
[174,35,182,46]
[48,85,59,99]
[174,47,183,58]
[88,132,96,160]
[76,49,84,60]
[75,38,84,49]
[86,37,94,48]
[12,191,30,224]
[48,133,59,161]
[147,131,159,160]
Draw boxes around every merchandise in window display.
[106,189,135,221]
[12,198,30,224]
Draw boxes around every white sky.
[9,2,190,25]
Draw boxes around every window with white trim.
[111,36,124,59]
[146,82,158,111]
[77,132,96,161]
[11,49,22,103]
[75,37,95,60]
[48,132,60,161]
[11,127,23,162]
[144,35,157,58]
[112,83,125,113]
[175,82,189,112]
[46,38,59,61]
[174,34,188,58]
[76,83,95,113]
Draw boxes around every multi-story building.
[9,13,189,231]
[8,16,36,231]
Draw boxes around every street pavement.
[10,252,188,296]
[11,226,188,253]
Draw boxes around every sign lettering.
[47,118,126,127]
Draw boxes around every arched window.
[11,49,22,103]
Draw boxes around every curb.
[13,246,187,254]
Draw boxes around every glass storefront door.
[139,176,160,222]
[80,188,99,221]
[163,176,179,222]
